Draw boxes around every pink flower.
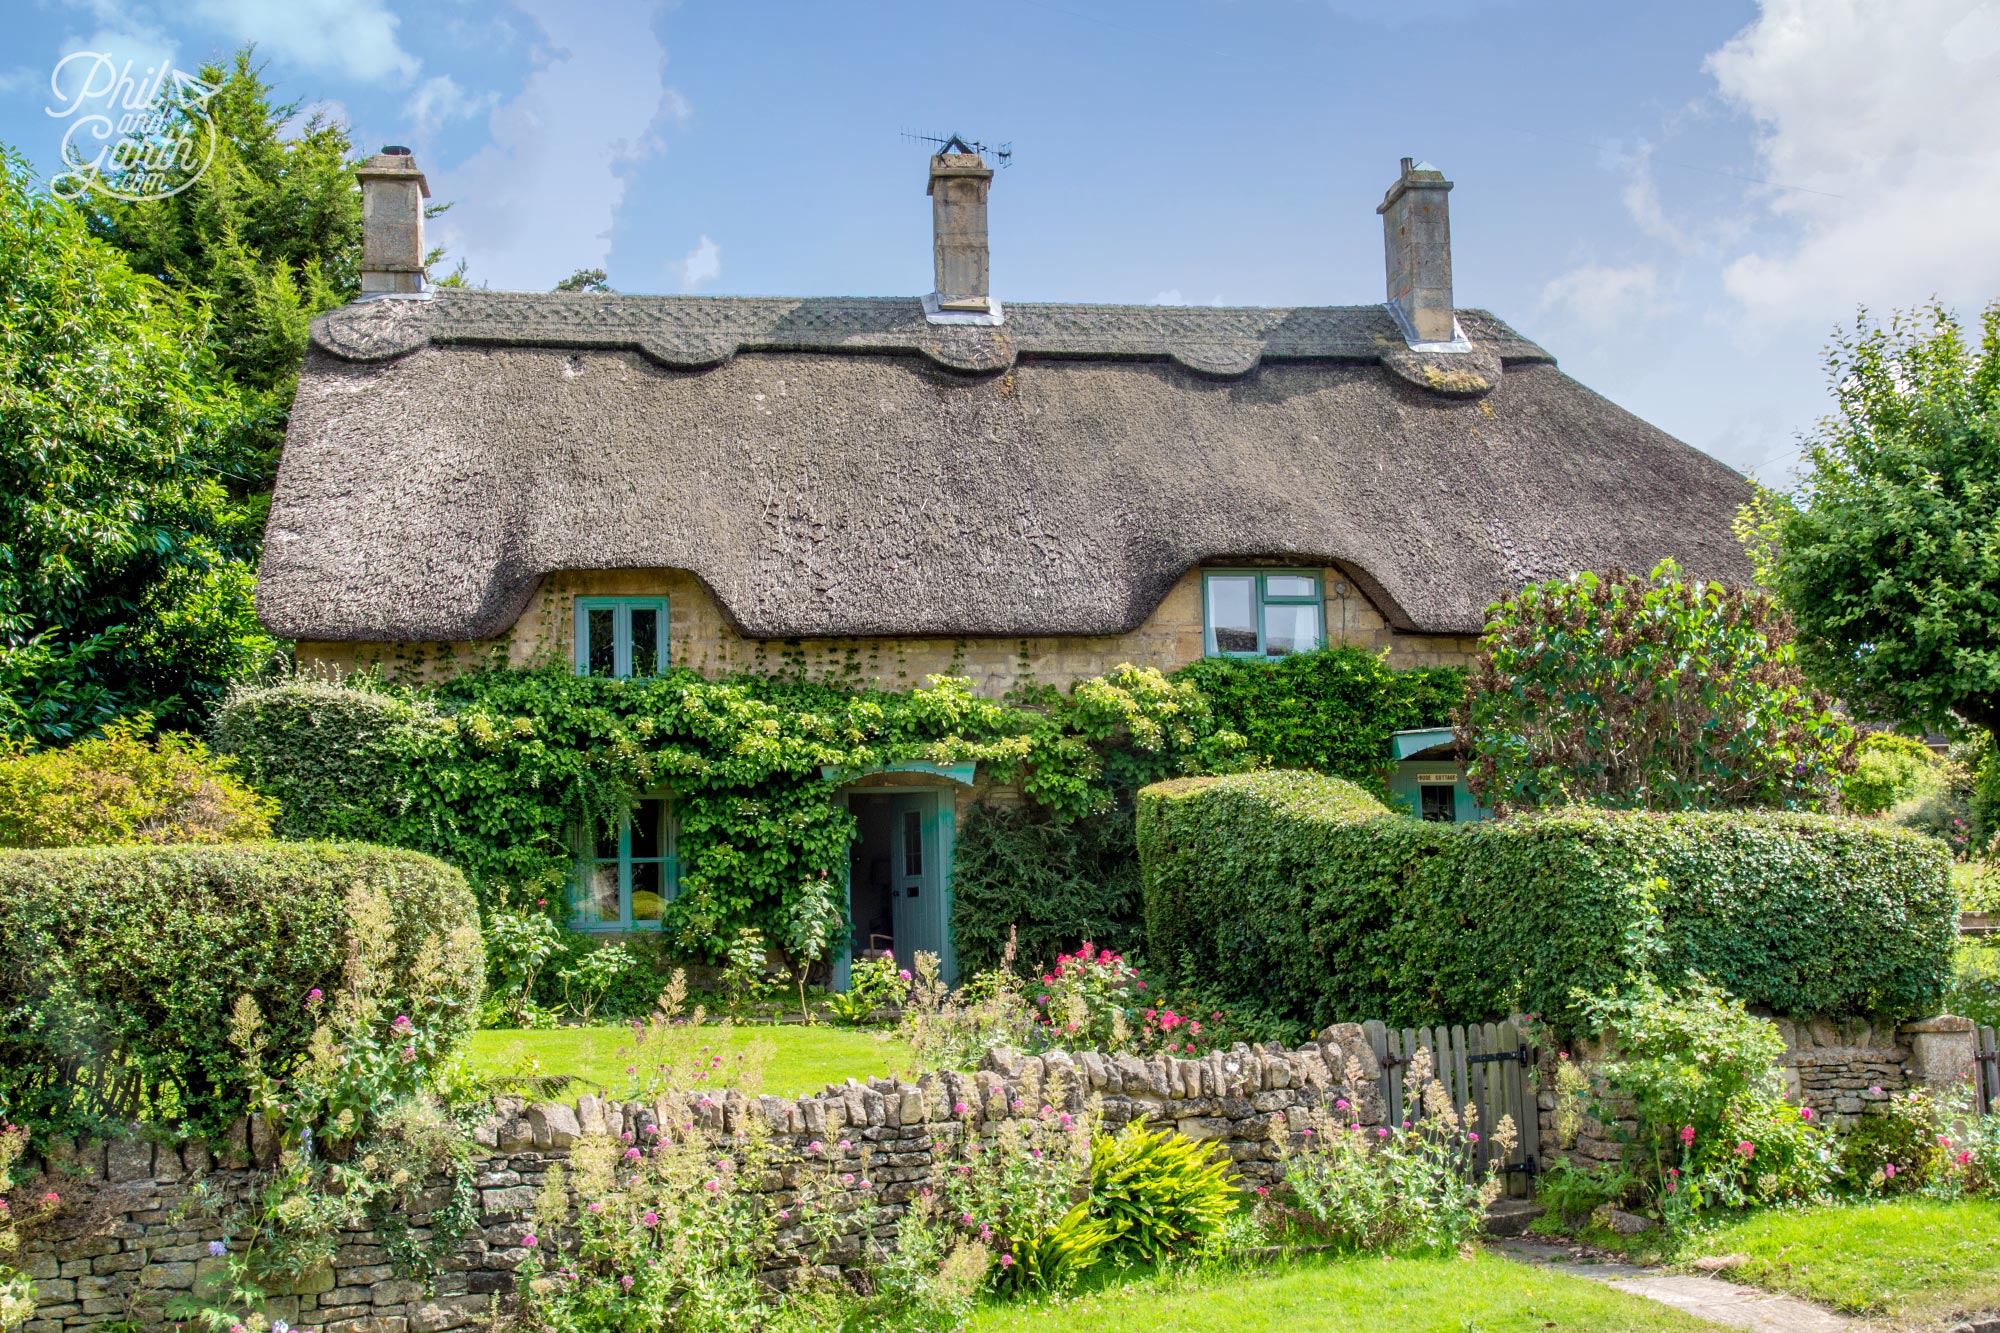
[1884,1163,1899,1179]
[898,969,912,982]
[1869,1086,1883,1096]
[953,1102,969,1116]
[839,1140,852,1151]
[1136,980,1146,990]
[807,1141,822,1153]
[624,1147,641,1160]
[1377,1127,1389,1138]
[587,1202,604,1214]
[960,1213,975,1225]
[1255,1185,1269,1197]
[521,1233,539,1248]
[619,1275,634,1289]
[704,1180,720,1192]
[393,1014,412,1030]
[1468,1131,1479,1143]
[1735,1140,1756,1160]
[840,1173,855,1186]
[41,1191,59,1206]
[1335,1098,1349,1110]
[1799,1107,1813,1120]
[642,1211,659,1226]
[777,1209,791,1220]
[305,988,323,1004]
[1679,1126,1696,1146]
[999,1253,1015,1267]
[1958,1151,1974,1166]
[859,1179,872,1190]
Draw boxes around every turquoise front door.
[832,786,959,991]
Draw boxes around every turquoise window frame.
[572,797,679,932]
[573,597,669,677]
[1201,569,1325,658]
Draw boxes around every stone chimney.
[1376,157,1457,346]
[355,145,430,296]
[927,146,994,316]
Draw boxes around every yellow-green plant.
[0,715,274,848]
[1088,1120,1235,1262]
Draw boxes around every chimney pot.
[928,149,993,315]
[1376,157,1456,346]
[355,146,431,296]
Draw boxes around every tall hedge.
[1138,771,1956,1034]
[0,842,483,1141]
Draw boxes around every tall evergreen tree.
[79,48,363,486]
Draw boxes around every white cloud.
[0,65,39,96]
[659,87,692,128]
[1706,0,2000,326]
[407,74,494,135]
[189,0,418,82]
[1151,289,1185,305]
[674,234,720,290]
[1539,262,1666,333]
[429,0,673,291]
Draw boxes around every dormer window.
[574,597,668,677]
[1202,570,1324,657]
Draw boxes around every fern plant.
[996,1202,1118,1293]
[1089,1120,1236,1263]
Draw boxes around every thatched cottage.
[258,146,1750,961]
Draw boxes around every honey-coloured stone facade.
[294,565,1479,692]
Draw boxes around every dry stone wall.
[14,1029,1386,1333]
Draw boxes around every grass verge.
[465,1023,916,1099]
[1685,1197,2000,1320]
[966,1250,1725,1333]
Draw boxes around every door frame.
[828,776,964,991]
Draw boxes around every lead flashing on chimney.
[1383,301,1471,353]
[923,292,1006,326]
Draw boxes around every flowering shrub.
[1839,1086,1950,1192]
[1275,1047,1515,1252]
[1028,943,1247,1057]
[937,1086,1104,1292]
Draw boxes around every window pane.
[1263,601,1322,656]
[630,862,665,923]
[902,809,923,876]
[1264,574,1318,600]
[631,800,664,860]
[586,607,616,676]
[1421,785,1456,823]
[1208,576,1257,653]
[630,608,659,676]
[588,862,621,923]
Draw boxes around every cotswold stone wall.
[1537,1015,1982,1166]
[15,1029,1388,1333]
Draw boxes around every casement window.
[1202,570,1324,657]
[576,796,677,930]
[574,597,668,677]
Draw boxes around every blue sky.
[6,0,1999,486]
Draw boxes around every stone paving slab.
[1492,1239,1853,1333]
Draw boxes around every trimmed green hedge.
[0,842,483,1141]
[952,805,1144,976]
[1137,771,1957,1034]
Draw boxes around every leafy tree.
[553,267,613,292]
[78,48,363,484]
[1743,301,2000,751]
[0,147,271,742]
[1458,561,1853,813]
[0,714,275,847]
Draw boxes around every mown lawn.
[1686,1197,2000,1319]
[466,1023,917,1099]
[966,1251,1726,1333]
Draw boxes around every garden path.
[1492,1239,1852,1333]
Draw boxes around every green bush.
[1844,733,1945,818]
[1137,770,1957,1034]
[1171,647,1462,794]
[0,842,483,1142]
[951,805,1143,977]
[0,716,275,847]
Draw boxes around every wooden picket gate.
[1978,1024,1999,1115]
[1361,1019,1538,1195]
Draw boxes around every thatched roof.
[258,290,1753,642]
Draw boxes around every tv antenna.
[902,130,1013,168]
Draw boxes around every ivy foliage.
[1743,301,2000,750]
[215,665,1233,959]
[0,842,482,1142]
[1459,561,1853,814]
[1137,770,1956,1036]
